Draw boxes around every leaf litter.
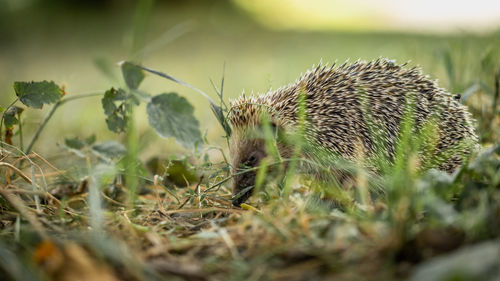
[0,138,499,281]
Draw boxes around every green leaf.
[101,88,128,133]
[165,159,199,187]
[91,141,127,160]
[3,114,18,128]
[13,81,64,109]
[146,157,198,187]
[106,114,127,134]
[102,88,127,115]
[85,135,96,146]
[3,106,22,128]
[64,137,85,150]
[121,62,145,90]
[147,93,202,149]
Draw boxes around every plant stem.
[24,101,60,154]
[62,92,104,103]
[125,100,139,210]
[24,91,103,154]
[17,111,23,151]
[0,98,19,147]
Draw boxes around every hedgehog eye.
[247,155,257,165]
[244,152,259,166]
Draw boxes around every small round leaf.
[147,93,202,149]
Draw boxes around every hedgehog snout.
[231,149,266,206]
[231,171,256,206]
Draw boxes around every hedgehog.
[228,59,478,206]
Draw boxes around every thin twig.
[205,195,232,207]
[164,207,244,215]
[0,189,48,239]
[5,184,63,208]
[101,191,127,206]
[177,197,191,210]
[0,162,32,183]
[153,175,167,213]
[7,189,46,196]
[1,141,37,167]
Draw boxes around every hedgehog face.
[230,135,267,206]
[228,95,290,206]
[229,120,292,206]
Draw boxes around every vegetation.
[0,1,499,281]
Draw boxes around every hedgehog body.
[229,59,478,206]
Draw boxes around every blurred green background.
[1,0,499,158]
